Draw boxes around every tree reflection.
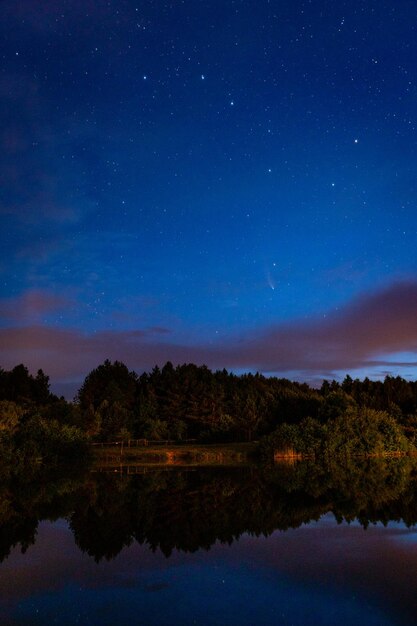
[1,458,417,563]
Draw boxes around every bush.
[260,409,414,460]
[14,415,89,465]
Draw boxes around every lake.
[1,458,417,625]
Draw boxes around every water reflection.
[2,459,417,625]
[1,457,417,562]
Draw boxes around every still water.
[1,459,417,625]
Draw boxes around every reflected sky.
[1,515,417,626]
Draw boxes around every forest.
[1,359,417,466]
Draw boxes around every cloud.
[236,280,417,373]
[0,289,73,323]
[0,70,83,226]
[1,281,417,395]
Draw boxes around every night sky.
[2,0,417,397]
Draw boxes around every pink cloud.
[1,281,417,392]
[0,289,73,323]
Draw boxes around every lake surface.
[1,459,417,625]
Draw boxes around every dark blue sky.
[2,0,417,395]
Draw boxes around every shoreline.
[91,441,258,467]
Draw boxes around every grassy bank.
[92,442,258,467]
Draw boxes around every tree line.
[2,360,417,462]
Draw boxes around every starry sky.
[2,0,417,397]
